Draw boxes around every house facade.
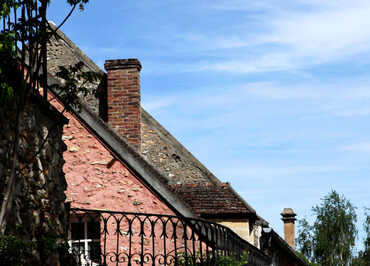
[46,22,306,266]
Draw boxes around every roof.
[141,109,221,184]
[46,22,265,223]
[172,182,257,218]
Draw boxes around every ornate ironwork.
[68,208,270,266]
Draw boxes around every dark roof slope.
[141,109,220,184]
[172,183,257,218]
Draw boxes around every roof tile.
[172,183,256,216]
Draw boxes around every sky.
[48,0,370,250]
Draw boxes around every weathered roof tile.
[172,183,256,217]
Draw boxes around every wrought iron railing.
[68,208,270,266]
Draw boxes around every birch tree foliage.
[352,209,370,266]
[297,190,357,266]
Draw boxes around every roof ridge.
[48,21,104,74]
[172,182,230,188]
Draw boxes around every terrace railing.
[68,208,271,266]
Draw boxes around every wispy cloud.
[329,107,370,118]
[341,142,370,153]
[161,0,370,74]
[142,96,176,111]
[264,2,370,61]
[220,164,342,180]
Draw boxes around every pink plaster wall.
[61,110,174,216]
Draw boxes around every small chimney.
[104,59,142,151]
[281,208,297,250]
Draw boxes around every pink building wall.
[62,110,174,216]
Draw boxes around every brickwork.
[104,59,142,151]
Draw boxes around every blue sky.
[48,0,370,250]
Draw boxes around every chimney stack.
[104,59,142,151]
[281,208,297,250]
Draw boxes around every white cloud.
[241,82,321,100]
[142,96,176,111]
[202,53,295,74]
[170,0,370,74]
[330,107,370,117]
[342,142,370,153]
[219,165,342,181]
[265,3,370,61]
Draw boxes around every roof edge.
[48,21,104,74]
[32,93,69,125]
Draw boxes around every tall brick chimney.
[281,208,297,250]
[104,59,142,151]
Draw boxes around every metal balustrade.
[68,208,270,266]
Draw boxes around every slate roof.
[46,22,262,221]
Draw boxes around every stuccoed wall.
[0,96,68,265]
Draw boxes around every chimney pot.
[281,208,297,250]
[104,59,142,72]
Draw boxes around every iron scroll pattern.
[68,208,270,266]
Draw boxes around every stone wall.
[0,96,68,265]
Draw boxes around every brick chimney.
[281,208,297,250]
[104,59,142,151]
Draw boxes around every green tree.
[352,208,370,265]
[297,190,357,266]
